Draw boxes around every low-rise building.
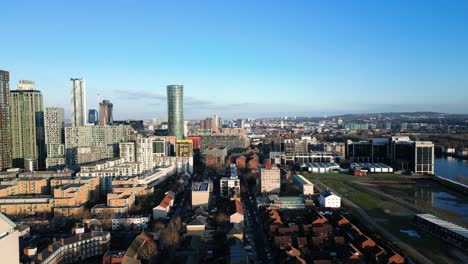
[319,190,341,208]
[292,174,314,195]
[191,181,212,208]
[0,213,19,264]
[230,199,244,228]
[32,231,110,264]
[111,215,150,231]
[152,192,174,219]
[203,146,227,170]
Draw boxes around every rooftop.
[416,214,468,239]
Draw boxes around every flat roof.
[415,214,468,239]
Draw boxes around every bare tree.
[152,220,166,231]
[170,216,182,231]
[137,237,158,263]
[97,210,115,230]
[160,225,180,249]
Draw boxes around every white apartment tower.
[70,78,87,126]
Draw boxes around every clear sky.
[1,0,467,120]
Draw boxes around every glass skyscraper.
[167,85,184,139]
[88,109,98,125]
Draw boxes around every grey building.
[99,99,113,126]
[45,107,66,170]
[0,70,12,170]
[167,85,184,139]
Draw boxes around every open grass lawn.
[304,174,466,264]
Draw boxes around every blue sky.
[1,0,467,119]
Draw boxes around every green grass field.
[304,173,466,264]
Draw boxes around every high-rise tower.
[70,78,86,126]
[45,107,66,170]
[99,99,113,126]
[0,70,12,169]
[167,85,184,139]
[9,81,45,169]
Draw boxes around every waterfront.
[435,157,468,185]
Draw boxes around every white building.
[152,192,174,219]
[220,176,240,199]
[319,190,341,208]
[260,166,280,194]
[136,138,154,171]
[0,213,19,264]
[191,181,211,208]
[292,174,314,195]
[70,78,87,126]
[119,142,136,162]
[111,215,150,231]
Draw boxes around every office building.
[220,165,240,199]
[70,78,87,126]
[0,213,19,264]
[391,137,434,174]
[9,81,45,169]
[88,109,98,125]
[176,139,193,157]
[346,137,435,174]
[167,85,184,139]
[99,99,113,126]
[0,70,12,170]
[45,107,66,170]
[260,166,281,194]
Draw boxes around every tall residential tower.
[9,81,45,169]
[167,85,184,139]
[45,107,66,170]
[70,78,86,126]
[0,70,12,169]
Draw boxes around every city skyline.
[1,1,468,119]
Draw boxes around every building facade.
[0,70,12,170]
[175,139,193,157]
[260,166,281,194]
[70,78,87,126]
[45,107,66,170]
[167,85,184,139]
[88,109,98,125]
[0,213,19,264]
[99,99,113,126]
[9,82,45,169]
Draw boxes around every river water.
[435,157,468,185]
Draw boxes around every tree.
[97,210,115,230]
[159,225,180,249]
[152,220,166,231]
[137,237,158,263]
[170,216,182,231]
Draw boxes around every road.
[239,172,273,264]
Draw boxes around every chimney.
[37,253,43,261]
[60,238,65,245]
[78,234,82,240]
[48,244,53,252]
